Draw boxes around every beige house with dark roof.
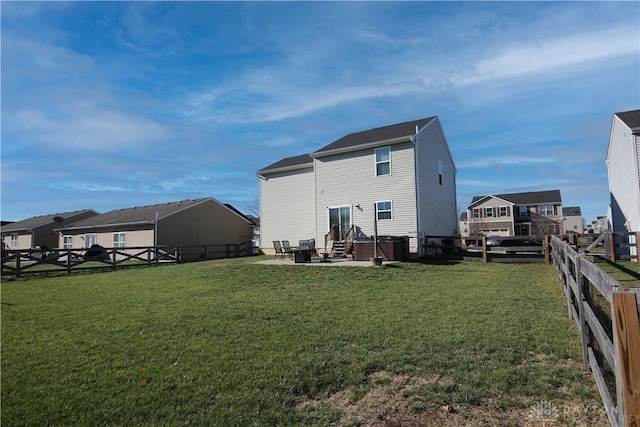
[466,190,563,236]
[562,206,583,234]
[56,198,254,261]
[257,117,458,255]
[1,210,99,250]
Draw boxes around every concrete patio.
[254,257,398,267]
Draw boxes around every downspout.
[154,212,159,247]
[411,130,422,256]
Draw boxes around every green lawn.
[1,257,606,426]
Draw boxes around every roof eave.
[311,135,413,158]
[55,220,153,232]
[257,163,314,177]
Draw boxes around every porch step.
[333,240,346,258]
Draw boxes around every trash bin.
[294,249,311,263]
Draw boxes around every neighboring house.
[459,212,469,237]
[1,210,99,250]
[56,198,254,261]
[466,190,563,236]
[606,109,640,233]
[562,206,584,234]
[258,116,458,255]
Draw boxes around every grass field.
[1,257,607,426]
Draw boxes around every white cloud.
[455,27,638,85]
[457,156,557,169]
[7,108,172,152]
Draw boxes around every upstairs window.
[376,201,393,220]
[519,206,529,217]
[539,204,554,216]
[499,206,510,217]
[113,232,126,248]
[485,207,494,218]
[472,207,482,218]
[375,147,391,176]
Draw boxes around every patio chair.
[273,241,285,260]
[282,240,295,259]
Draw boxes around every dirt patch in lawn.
[297,371,608,427]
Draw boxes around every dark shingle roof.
[60,198,214,230]
[616,109,640,131]
[257,154,313,175]
[313,117,437,155]
[471,190,562,205]
[562,206,582,216]
[1,210,98,232]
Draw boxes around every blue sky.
[2,1,639,224]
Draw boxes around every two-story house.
[257,117,458,256]
[466,190,563,236]
[606,109,640,233]
[562,206,584,234]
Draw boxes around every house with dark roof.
[562,206,583,234]
[606,109,640,233]
[257,117,458,256]
[466,190,563,236]
[1,210,99,250]
[55,198,254,261]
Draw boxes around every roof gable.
[615,109,640,132]
[470,190,561,207]
[60,198,215,230]
[312,117,436,156]
[257,154,313,176]
[562,206,582,216]
[1,210,98,232]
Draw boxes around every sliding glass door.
[328,206,351,240]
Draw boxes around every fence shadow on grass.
[597,257,640,281]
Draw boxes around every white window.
[113,232,126,248]
[485,207,494,218]
[10,233,18,248]
[539,204,554,216]
[438,160,443,185]
[376,201,392,220]
[499,206,510,217]
[473,208,482,218]
[63,236,73,249]
[375,147,391,176]
[519,206,529,217]
[85,233,97,248]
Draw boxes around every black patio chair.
[273,241,285,260]
[281,240,295,259]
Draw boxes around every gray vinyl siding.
[260,167,316,250]
[314,142,418,249]
[607,116,640,232]
[415,119,458,236]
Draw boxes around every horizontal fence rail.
[1,241,252,277]
[550,235,640,427]
[424,235,550,264]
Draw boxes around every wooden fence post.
[612,292,640,427]
[609,232,617,262]
[575,255,589,367]
[544,235,550,265]
[636,232,640,262]
[481,235,487,263]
